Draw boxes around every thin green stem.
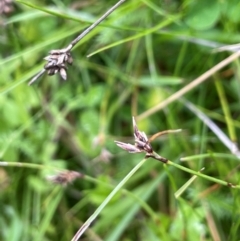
[67,0,126,51]
[214,76,236,141]
[0,161,61,171]
[152,151,239,188]
[71,158,148,241]
[87,15,180,57]
[166,160,239,188]
[181,153,239,161]
[83,175,159,221]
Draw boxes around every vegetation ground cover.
[1,0,240,240]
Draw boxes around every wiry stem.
[146,151,168,163]
[66,0,126,51]
[137,50,240,120]
[71,158,148,241]
[148,129,182,143]
[28,69,46,85]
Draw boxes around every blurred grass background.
[1,0,240,240]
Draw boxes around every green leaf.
[80,109,100,136]
[223,0,240,23]
[170,199,206,239]
[185,0,221,30]
[137,75,183,87]
[28,175,50,193]
[16,1,93,22]
[67,85,104,110]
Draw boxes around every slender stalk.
[148,129,182,142]
[71,158,147,241]
[83,175,159,221]
[214,76,236,142]
[182,99,240,158]
[137,50,240,120]
[28,69,46,85]
[66,0,126,51]
[166,160,239,188]
[151,151,238,187]
[0,161,58,170]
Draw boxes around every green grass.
[1,0,240,240]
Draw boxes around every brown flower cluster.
[28,49,73,85]
[46,171,83,186]
[115,117,169,163]
[44,49,73,80]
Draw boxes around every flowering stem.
[66,0,126,51]
[28,0,126,85]
[166,160,239,188]
[0,161,57,170]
